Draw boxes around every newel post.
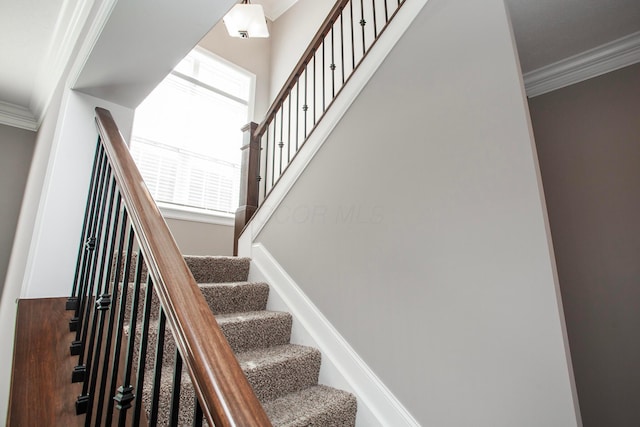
[234,122,260,255]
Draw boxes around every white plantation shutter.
[130,48,251,214]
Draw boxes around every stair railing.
[235,0,407,248]
[67,107,272,426]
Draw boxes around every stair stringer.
[238,0,432,245]
[246,242,420,427]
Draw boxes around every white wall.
[0,125,35,297]
[21,91,134,299]
[255,0,580,424]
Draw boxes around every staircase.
[129,255,357,426]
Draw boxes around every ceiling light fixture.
[223,0,269,39]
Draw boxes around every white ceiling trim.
[0,101,38,131]
[67,0,119,90]
[524,31,640,97]
[29,0,97,128]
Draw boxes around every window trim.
[132,47,257,221]
[158,201,235,226]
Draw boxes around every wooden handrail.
[94,108,272,427]
[255,0,350,138]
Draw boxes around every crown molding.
[263,0,298,21]
[0,101,37,131]
[29,0,97,128]
[524,31,640,97]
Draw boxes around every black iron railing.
[67,107,271,426]
[235,0,407,251]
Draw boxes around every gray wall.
[529,62,640,427]
[0,125,35,296]
[255,0,578,425]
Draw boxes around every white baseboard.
[247,243,420,427]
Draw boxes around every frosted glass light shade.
[223,3,269,38]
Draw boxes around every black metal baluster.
[95,207,129,427]
[287,93,292,163]
[149,309,167,426]
[331,26,336,98]
[71,151,107,334]
[169,348,183,426]
[279,108,284,175]
[384,0,389,22]
[303,67,308,138]
[350,0,356,69]
[263,125,269,198]
[72,159,110,374]
[271,118,276,189]
[295,80,300,151]
[115,249,145,427]
[78,180,120,421]
[322,40,326,112]
[76,165,113,374]
[192,397,204,427]
[360,0,366,55]
[340,12,346,84]
[313,54,317,124]
[68,141,101,311]
[133,275,154,426]
[104,224,135,425]
[372,0,378,38]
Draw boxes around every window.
[130,48,254,219]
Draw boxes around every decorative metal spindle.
[95,207,129,427]
[263,125,269,197]
[169,349,184,426]
[322,41,326,112]
[192,398,204,427]
[360,0,366,55]
[313,54,317,124]
[271,119,276,189]
[104,228,135,425]
[72,160,111,364]
[115,249,145,427]
[81,177,117,381]
[77,181,119,419]
[384,0,389,22]
[71,152,107,334]
[287,93,292,162]
[340,12,346,84]
[68,142,101,311]
[295,81,300,151]
[303,68,308,138]
[350,0,356,69]
[331,27,336,98]
[133,275,155,426]
[372,0,378,38]
[76,166,114,364]
[149,309,167,426]
[279,108,284,175]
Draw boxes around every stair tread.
[215,310,290,323]
[263,385,358,427]
[236,343,320,368]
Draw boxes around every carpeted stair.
[127,256,357,426]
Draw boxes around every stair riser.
[244,351,321,403]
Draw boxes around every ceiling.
[1,0,639,131]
